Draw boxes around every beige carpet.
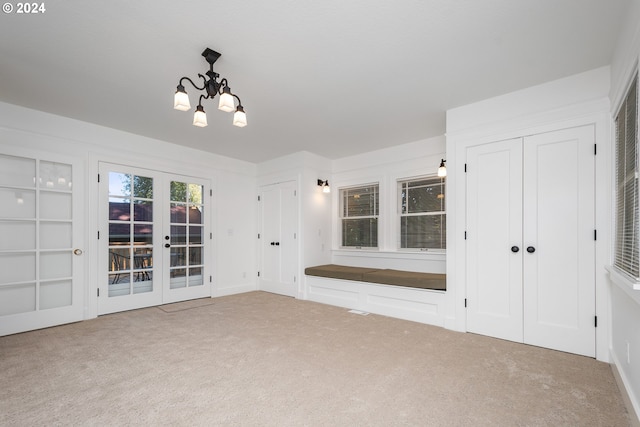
[0,291,631,426]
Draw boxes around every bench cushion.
[363,269,446,291]
[304,264,446,291]
[304,264,379,282]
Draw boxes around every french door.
[98,163,210,315]
[0,151,84,336]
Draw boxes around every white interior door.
[99,164,210,315]
[522,126,595,357]
[466,138,524,343]
[259,181,298,297]
[0,152,84,336]
[465,126,596,357]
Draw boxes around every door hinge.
[464,163,467,173]
[210,276,212,283]
[257,271,260,277]
[594,230,597,241]
[257,195,261,201]
[97,288,100,297]
[294,232,296,239]
[594,316,598,327]
[210,189,213,197]
[258,233,261,239]
[97,231,100,239]
[294,190,297,196]
[210,232,213,239]
[464,298,467,308]
[594,144,597,155]
[293,276,296,283]
[464,231,467,240]
[97,173,100,183]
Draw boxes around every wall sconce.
[174,47,247,128]
[317,179,330,193]
[437,159,447,177]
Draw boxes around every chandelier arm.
[232,93,243,107]
[179,76,206,92]
[217,78,229,95]
[198,93,210,106]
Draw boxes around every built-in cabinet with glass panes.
[0,152,83,336]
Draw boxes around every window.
[398,176,446,250]
[615,75,639,279]
[340,184,378,248]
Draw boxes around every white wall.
[446,67,612,352]
[331,136,446,273]
[0,101,257,319]
[608,0,640,419]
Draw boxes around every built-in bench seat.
[303,264,447,326]
[304,264,446,291]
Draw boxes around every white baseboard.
[610,349,640,426]
[213,283,257,298]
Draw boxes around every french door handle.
[275,242,280,246]
[511,246,519,253]
[270,242,275,246]
[527,246,536,253]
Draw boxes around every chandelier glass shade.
[174,47,246,128]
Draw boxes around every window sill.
[605,265,640,306]
[332,249,445,261]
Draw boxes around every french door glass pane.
[108,172,154,297]
[0,221,35,250]
[0,154,35,187]
[169,181,204,288]
[0,188,35,218]
[0,284,36,316]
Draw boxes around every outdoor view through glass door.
[99,163,210,315]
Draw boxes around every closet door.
[466,138,523,343]
[522,126,595,357]
[258,181,298,297]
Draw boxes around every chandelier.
[173,47,247,128]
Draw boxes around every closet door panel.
[522,126,595,357]
[466,138,523,343]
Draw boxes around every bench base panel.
[305,276,446,327]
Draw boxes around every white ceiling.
[0,0,631,163]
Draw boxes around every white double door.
[98,163,211,315]
[258,181,298,297]
[466,126,596,357]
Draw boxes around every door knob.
[165,243,171,248]
[73,249,83,256]
[270,242,275,246]
[527,246,536,253]
[275,242,280,246]
[511,246,519,253]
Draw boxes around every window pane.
[109,198,130,221]
[171,203,187,223]
[615,76,640,278]
[401,215,446,249]
[171,181,187,202]
[133,224,153,245]
[133,176,153,198]
[188,183,203,204]
[109,173,131,197]
[133,200,153,222]
[342,218,378,247]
